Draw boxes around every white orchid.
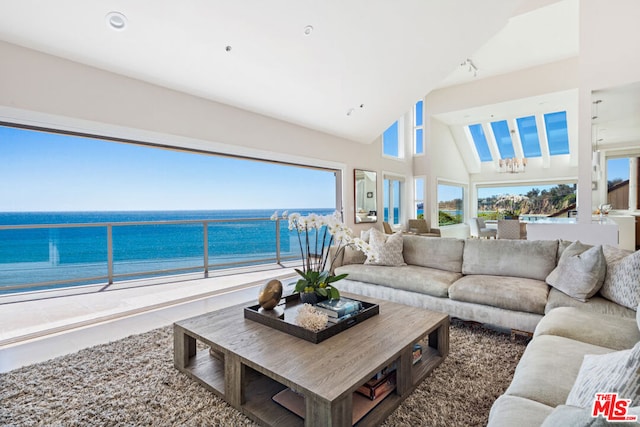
[272,210,375,299]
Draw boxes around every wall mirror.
[354,169,377,223]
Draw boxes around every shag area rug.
[1,320,528,427]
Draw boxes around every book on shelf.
[325,311,359,324]
[273,385,395,424]
[315,297,362,318]
[413,342,423,364]
[356,371,397,400]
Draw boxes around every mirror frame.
[354,169,377,223]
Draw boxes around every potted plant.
[272,211,374,303]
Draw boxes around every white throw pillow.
[566,342,640,409]
[360,228,373,243]
[364,229,405,267]
[545,241,606,302]
[601,247,640,310]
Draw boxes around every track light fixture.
[461,58,478,77]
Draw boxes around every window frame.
[436,180,466,227]
[413,100,424,156]
[382,117,405,160]
[414,176,425,219]
[383,173,405,226]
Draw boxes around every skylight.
[467,110,570,163]
[516,116,541,157]
[468,124,492,162]
[490,120,515,159]
[544,111,570,155]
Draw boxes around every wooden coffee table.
[174,293,449,426]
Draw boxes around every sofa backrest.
[462,239,558,281]
[402,235,465,273]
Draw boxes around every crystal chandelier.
[497,158,527,173]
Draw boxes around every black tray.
[244,293,379,344]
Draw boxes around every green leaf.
[318,271,329,283]
[326,273,348,283]
[294,279,307,292]
[316,287,328,297]
[329,287,340,300]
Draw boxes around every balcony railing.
[0,217,305,294]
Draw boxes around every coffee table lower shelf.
[176,335,446,427]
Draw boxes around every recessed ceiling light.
[106,12,127,31]
[303,25,314,36]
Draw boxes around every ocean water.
[0,209,334,293]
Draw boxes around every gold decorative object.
[258,279,283,310]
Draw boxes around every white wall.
[0,40,412,231]
[421,59,580,225]
[422,0,640,226]
[578,0,640,221]
[419,118,469,229]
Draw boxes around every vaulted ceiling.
[0,0,582,144]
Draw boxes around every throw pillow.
[566,341,640,409]
[600,248,640,310]
[360,228,373,243]
[364,229,405,267]
[545,241,606,302]
[341,246,367,265]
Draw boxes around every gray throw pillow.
[601,247,640,310]
[566,341,640,409]
[341,246,366,265]
[364,229,405,267]
[546,241,606,302]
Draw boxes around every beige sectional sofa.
[332,234,636,333]
[488,307,639,426]
[331,232,640,425]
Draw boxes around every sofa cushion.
[534,307,640,350]
[566,341,640,408]
[541,405,640,427]
[341,245,367,265]
[365,229,405,266]
[487,395,553,427]
[545,241,606,302]
[402,235,464,273]
[545,288,637,319]
[505,335,613,407]
[449,275,549,314]
[600,246,640,310]
[334,264,461,298]
[462,239,558,281]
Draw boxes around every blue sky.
[0,126,336,212]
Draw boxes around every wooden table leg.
[225,353,245,407]
[306,393,351,426]
[173,325,195,369]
